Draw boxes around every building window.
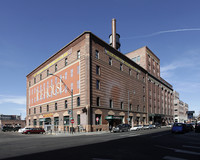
[95,114,102,125]
[29,109,31,115]
[137,56,140,62]
[47,105,49,112]
[137,105,139,111]
[55,64,57,72]
[65,100,68,109]
[143,96,145,102]
[130,104,132,110]
[77,80,80,89]
[40,74,42,81]
[77,50,80,59]
[96,80,100,90]
[39,118,43,126]
[132,57,137,62]
[109,57,112,66]
[64,116,69,125]
[77,114,80,125]
[55,103,57,110]
[129,69,132,75]
[40,106,42,113]
[121,102,124,109]
[77,66,80,74]
[120,63,123,71]
[29,81,31,87]
[34,78,36,84]
[97,97,100,106]
[95,50,99,59]
[77,97,80,106]
[96,65,100,75]
[143,77,145,83]
[109,99,113,108]
[71,69,73,77]
[34,108,36,114]
[143,106,145,112]
[65,58,68,66]
[47,69,49,76]
[33,119,37,126]
[29,119,31,126]
[54,117,59,125]
[136,73,139,79]
[143,86,145,93]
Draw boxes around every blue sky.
[0,0,200,119]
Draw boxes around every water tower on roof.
[109,18,121,50]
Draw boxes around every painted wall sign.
[29,61,80,107]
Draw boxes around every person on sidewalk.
[109,125,113,133]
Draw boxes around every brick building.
[26,20,174,132]
[0,114,25,128]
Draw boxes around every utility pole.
[128,90,129,124]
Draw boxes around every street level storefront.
[149,113,173,125]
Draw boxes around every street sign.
[96,117,99,122]
[71,119,74,123]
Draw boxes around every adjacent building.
[173,91,188,123]
[26,19,174,132]
[0,114,25,128]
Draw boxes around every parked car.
[2,126,21,132]
[171,123,187,133]
[113,124,130,133]
[18,127,33,133]
[22,128,45,134]
[186,124,194,132]
[149,124,154,129]
[143,125,150,130]
[167,123,173,128]
[152,123,161,128]
[195,123,200,133]
[130,125,143,131]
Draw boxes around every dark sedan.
[113,124,130,133]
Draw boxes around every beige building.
[173,91,188,123]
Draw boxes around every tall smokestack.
[112,18,117,49]
[109,18,121,50]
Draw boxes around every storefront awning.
[105,116,122,120]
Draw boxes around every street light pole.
[128,90,129,124]
[49,73,74,134]
[71,89,73,133]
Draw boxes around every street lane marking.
[155,145,200,155]
[163,156,187,160]
[182,145,200,149]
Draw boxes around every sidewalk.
[45,130,109,137]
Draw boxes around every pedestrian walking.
[109,125,112,133]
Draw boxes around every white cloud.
[0,95,26,105]
[122,28,200,39]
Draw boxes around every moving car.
[186,123,194,132]
[130,125,143,131]
[171,123,187,133]
[113,124,130,133]
[22,128,45,134]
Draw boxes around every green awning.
[105,116,122,120]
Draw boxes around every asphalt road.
[0,128,200,160]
